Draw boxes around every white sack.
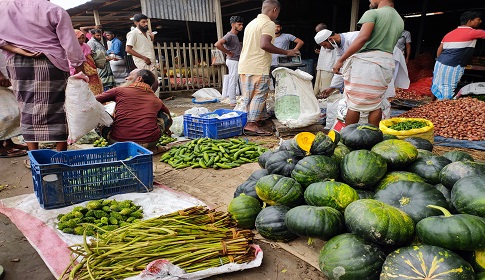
[0,86,21,140]
[272,68,320,128]
[65,73,113,144]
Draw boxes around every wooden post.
[147,18,153,33]
[93,9,101,26]
[213,0,227,80]
[214,0,223,39]
[415,0,429,57]
[349,0,359,31]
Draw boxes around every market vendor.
[95,69,172,149]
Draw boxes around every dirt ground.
[0,96,325,280]
[1,95,484,280]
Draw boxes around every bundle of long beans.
[59,206,256,280]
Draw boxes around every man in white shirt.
[125,13,159,95]
[313,23,336,97]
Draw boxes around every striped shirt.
[437,26,485,67]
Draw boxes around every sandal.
[0,149,28,158]
[243,129,272,136]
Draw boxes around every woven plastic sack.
[272,68,320,128]
[0,87,21,140]
[379,117,434,143]
[65,72,113,144]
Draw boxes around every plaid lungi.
[6,55,69,142]
[239,74,271,122]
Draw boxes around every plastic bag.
[211,49,225,66]
[126,245,263,280]
[0,87,21,140]
[272,68,320,128]
[192,88,222,103]
[170,116,184,137]
[65,73,113,144]
[336,98,392,125]
[456,82,485,98]
[184,107,210,116]
[380,117,435,143]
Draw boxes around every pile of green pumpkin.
[227,123,485,280]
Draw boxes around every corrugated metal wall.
[141,0,215,22]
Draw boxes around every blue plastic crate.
[28,142,153,209]
[183,109,248,139]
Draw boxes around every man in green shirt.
[333,0,403,126]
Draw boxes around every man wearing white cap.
[315,29,358,129]
[313,23,336,97]
[331,0,403,127]
[315,27,409,127]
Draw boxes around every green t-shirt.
[358,6,404,53]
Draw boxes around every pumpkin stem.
[427,205,452,217]
[307,238,314,246]
[358,125,378,131]
[399,196,411,206]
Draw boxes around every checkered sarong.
[239,74,270,122]
[6,55,69,142]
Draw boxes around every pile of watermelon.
[228,123,485,280]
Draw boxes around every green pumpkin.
[355,189,375,199]
[375,171,426,191]
[265,150,299,177]
[227,194,262,229]
[304,181,359,211]
[407,155,452,185]
[285,205,345,241]
[416,205,485,251]
[403,137,434,151]
[309,131,335,156]
[254,205,297,242]
[233,179,260,201]
[371,139,418,169]
[380,245,476,280]
[435,183,455,212]
[247,169,269,182]
[340,150,387,189]
[374,181,449,223]
[416,148,434,160]
[340,123,383,150]
[258,150,274,169]
[460,248,485,273]
[440,161,485,189]
[290,155,340,188]
[442,150,474,162]
[319,233,386,280]
[330,143,351,165]
[451,175,485,217]
[383,133,399,140]
[278,139,292,151]
[344,199,415,246]
[255,174,303,206]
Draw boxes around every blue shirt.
[107,37,124,58]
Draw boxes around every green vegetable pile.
[160,138,267,169]
[389,120,428,131]
[157,134,177,146]
[56,199,143,236]
[93,137,108,147]
[60,206,256,279]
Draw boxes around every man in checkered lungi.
[238,0,299,136]
[0,0,85,151]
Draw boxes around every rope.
[119,161,150,192]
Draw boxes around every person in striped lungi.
[332,0,403,127]
[0,0,85,152]
[431,11,485,101]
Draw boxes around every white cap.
[314,29,332,44]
